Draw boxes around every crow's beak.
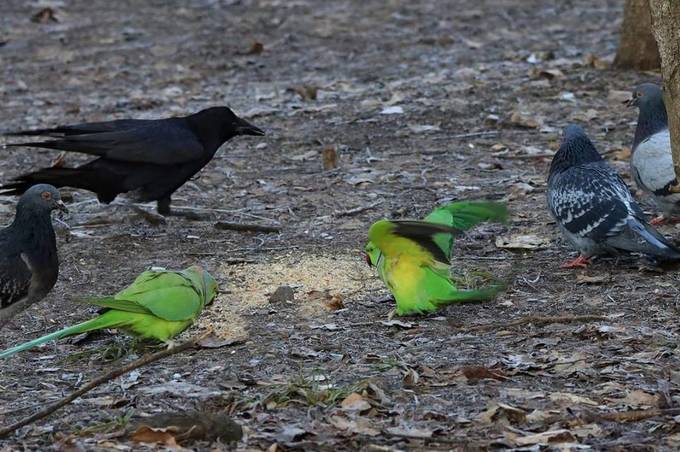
[56,200,68,213]
[236,117,265,136]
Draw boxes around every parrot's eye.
[364,252,373,267]
[41,191,52,201]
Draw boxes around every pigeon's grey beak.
[236,117,265,136]
[625,95,638,107]
[56,200,68,213]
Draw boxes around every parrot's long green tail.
[437,282,506,307]
[0,316,118,359]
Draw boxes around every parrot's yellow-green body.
[365,201,508,316]
[0,265,218,358]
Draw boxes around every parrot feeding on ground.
[364,201,508,316]
[0,265,217,358]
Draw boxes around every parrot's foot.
[165,339,179,350]
[387,309,397,321]
[560,255,592,269]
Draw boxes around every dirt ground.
[0,0,679,450]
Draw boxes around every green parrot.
[364,201,508,316]
[0,265,217,358]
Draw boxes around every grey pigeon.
[0,184,66,329]
[546,125,680,268]
[628,83,680,224]
[1,107,264,216]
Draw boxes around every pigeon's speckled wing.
[548,162,642,241]
[0,248,32,308]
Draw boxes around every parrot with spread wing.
[364,201,508,316]
[423,201,508,259]
[0,265,217,358]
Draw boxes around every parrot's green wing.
[77,296,154,315]
[368,219,462,265]
[113,267,218,321]
[424,201,509,259]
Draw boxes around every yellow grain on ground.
[195,252,382,338]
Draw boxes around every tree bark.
[614,0,660,70]
[649,0,680,184]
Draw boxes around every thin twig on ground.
[334,200,383,217]
[595,407,680,423]
[459,314,607,333]
[0,331,212,438]
[214,222,281,233]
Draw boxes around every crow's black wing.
[8,121,205,165]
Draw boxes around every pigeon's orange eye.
[41,191,52,201]
[636,91,643,97]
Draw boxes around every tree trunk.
[649,0,680,184]
[614,0,660,70]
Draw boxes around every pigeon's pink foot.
[560,256,592,269]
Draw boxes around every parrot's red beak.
[364,252,373,267]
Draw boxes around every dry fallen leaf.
[322,146,338,170]
[407,124,441,133]
[608,89,632,104]
[621,390,660,409]
[402,368,420,388]
[197,332,248,349]
[495,234,550,250]
[131,411,243,444]
[243,41,264,55]
[379,319,414,328]
[508,111,540,129]
[306,289,345,311]
[290,150,318,161]
[512,429,575,446]
[385,425,433,439]
[341,392,371,412]
[380,106,404,115]
[31,7,58,24]
[583,52,610,69]
[478,402,527,425]
[131,426,178,447]
[612,147,632,161]
[575,274,609,284]
[459,366,508,383]
[528,67,565,80]
[291,85,319,101]
[329,415,380,436]
[50,152,67,168]
[548,392,599,406]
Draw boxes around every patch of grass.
[450,267,497,290]
[75,409,134,436]
[262,372,360,409]
[369,356,401,372]
[59,336,157,364]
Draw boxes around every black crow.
[2,107,264,215]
